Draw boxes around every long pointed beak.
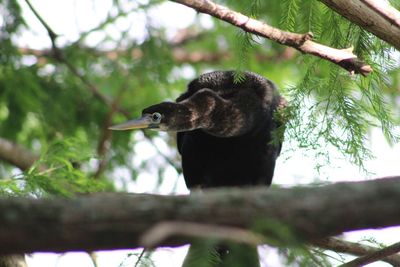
[109,115,154,131]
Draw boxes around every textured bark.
[321,0,400,50]
[0,176,399,254]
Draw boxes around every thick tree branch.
[0,176,400,254]
[0,137,38,171]
[312,237,400,266]
[170,0,372,75]
[320,0,400,50]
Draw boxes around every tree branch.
[0,137,38,171]
[0,176,400,254]
[320,0,400,50]
[312,237,400,266]
[170,0,372,75]
[339,241,400,267]
[141,221,265,248]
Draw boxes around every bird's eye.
[151,112,162,123]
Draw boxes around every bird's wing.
[176,71,238,102]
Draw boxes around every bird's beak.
[109,114,155,131]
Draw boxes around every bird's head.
[109,102,195,132]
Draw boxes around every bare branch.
[0,176,400,254]
[321,0,400,50]
[170,0,372,75]
[0,137,38,171]
[339,241,400,267]
[312,237,400,266]
[141,222,265,248]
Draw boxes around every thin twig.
[339,241,400,267]
[94,84,129,179]
[133,249,146,267]
[142,131,181,172]
[24,0,57,46]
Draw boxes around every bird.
[109,70,285,267]
[109,70,284,189]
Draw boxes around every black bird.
[109,70,284,189]
[110,70,284,267]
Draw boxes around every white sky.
[13,0,400,266]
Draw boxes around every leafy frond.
[299,0,324,39]
[233,31,257,83]
[0,138,109,197]
[280,0,300,32]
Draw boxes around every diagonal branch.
[312,237,400,266]
[320,0,400,50]
[339,241,400,267]
[170,0,372,75]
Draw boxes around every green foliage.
[280,246,332,267]
[0,138,109,197]
[280,0,300,32]
[182,241,222,267]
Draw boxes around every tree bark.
[320,0,400,50]
[0,176,399,254]
[0,137,38,171]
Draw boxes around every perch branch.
[0,176,400,253]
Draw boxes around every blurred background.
[1,0,400,266]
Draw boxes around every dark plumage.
[110,70,284,189]
[110,70,284,267]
